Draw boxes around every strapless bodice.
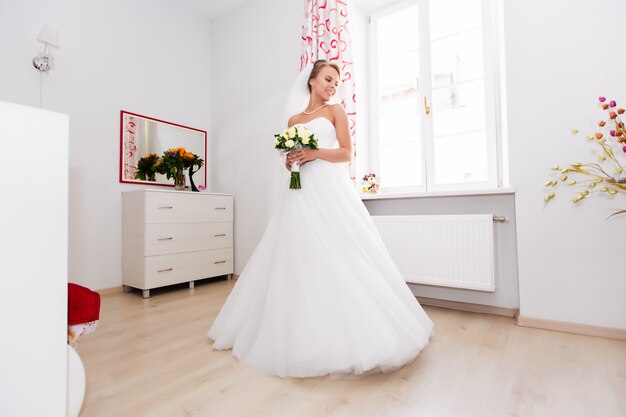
[302,117,338,149]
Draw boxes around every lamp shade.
[37,25,60,49]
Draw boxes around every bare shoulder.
[287,114,302,128]
[330,103,346,116]
[330,104,348,124]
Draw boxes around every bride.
[208,60,434,378]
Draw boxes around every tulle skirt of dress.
[208,156,434,378]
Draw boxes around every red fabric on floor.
[68,283,101,325]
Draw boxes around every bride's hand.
[288,148,319,166]
[285,151,295,171]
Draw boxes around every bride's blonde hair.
[307,60,341,92]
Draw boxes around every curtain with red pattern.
[122,115,138,180]
[300,0,357,180]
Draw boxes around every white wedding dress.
[208,117,434,378]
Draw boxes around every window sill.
[360,187,515,201]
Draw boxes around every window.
[368,0,503,193]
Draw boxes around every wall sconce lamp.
[32,26,60,73]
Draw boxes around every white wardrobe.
[0,101,69,416]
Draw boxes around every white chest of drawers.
[122,190,234,298]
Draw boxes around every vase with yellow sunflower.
[161,147,204,191]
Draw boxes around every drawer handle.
[158,268,173,272]
[214,234,226,237]
[214,260,226,264]
[158,237,173,241]
[158,206,174,209]
[214,207,227,210]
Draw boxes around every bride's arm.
[293,105,352,165]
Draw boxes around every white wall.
[0,0,212,290]
[505,0,626,329]
[210,0,302,272]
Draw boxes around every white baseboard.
[417,297,626,341]
[96,286,124,296]
[516,315,626,341]
[416,296,518,318]
[97,274,238,296]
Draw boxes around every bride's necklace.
[303,103,329,115]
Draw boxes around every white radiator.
[372,214,496,292]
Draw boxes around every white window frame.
[367,0,504,194]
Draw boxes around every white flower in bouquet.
[296,125,309,136]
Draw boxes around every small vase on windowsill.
[174,169,186,191]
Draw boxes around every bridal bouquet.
[544,96,626,217]
[274,125,318,189]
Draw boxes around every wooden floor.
[76,279,626,417]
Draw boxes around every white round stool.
[67,345,86,417]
